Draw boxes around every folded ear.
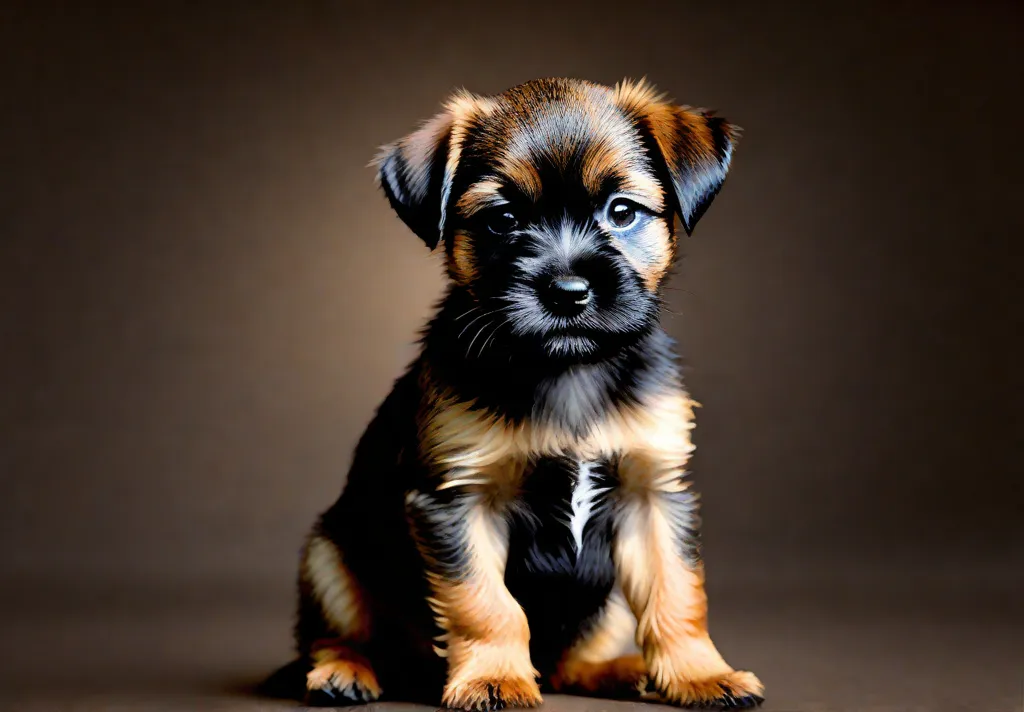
[654,107,739,235]
[373,92,485,250]
[617,80,740,235]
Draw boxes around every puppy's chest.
[505,457,616,581]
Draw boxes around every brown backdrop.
[0,2,1021,707]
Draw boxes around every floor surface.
[0,573,1019,712]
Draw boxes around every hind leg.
[549,587,649,700]
[297,530,382,706]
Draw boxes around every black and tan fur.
[287,78,763,710]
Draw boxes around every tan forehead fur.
[446,78,669,210]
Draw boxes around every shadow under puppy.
[290,77,763,710]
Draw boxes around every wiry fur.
[281,78,763,711]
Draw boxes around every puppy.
[291,78,763,710]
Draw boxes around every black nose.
[542,275,592,317]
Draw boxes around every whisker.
[457,303,517,340]
[465,320,493,359]
[458,309,500,339]
[479,318,509,358]
[453,306,480,322]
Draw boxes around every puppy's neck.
[420,288,681,433]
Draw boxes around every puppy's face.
[377,78,738,364]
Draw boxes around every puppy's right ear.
[373,93,485,250]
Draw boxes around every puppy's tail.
[254,658,308,701]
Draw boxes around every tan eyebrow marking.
[610,172,665,212]
[582,154,666,214]
[456,180,506,216]
[495,153,542,201]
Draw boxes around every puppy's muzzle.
[542,275,592,317]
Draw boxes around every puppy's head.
[376,78,738,364]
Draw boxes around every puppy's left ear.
[646,105,740,236]
[618,82,740,235]
[373,93,484,250]
[651,106,740,235]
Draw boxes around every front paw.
[654,670,764,709]
[442,675,543,711]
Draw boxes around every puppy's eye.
[485,210,520,236]
[607,198,641,229]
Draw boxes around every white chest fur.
[568,461,603,552]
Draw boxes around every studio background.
[1,2,1021,711]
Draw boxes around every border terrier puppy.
[291,77,763,710]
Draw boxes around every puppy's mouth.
[543,332,600,359]
[537,319,644,361]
